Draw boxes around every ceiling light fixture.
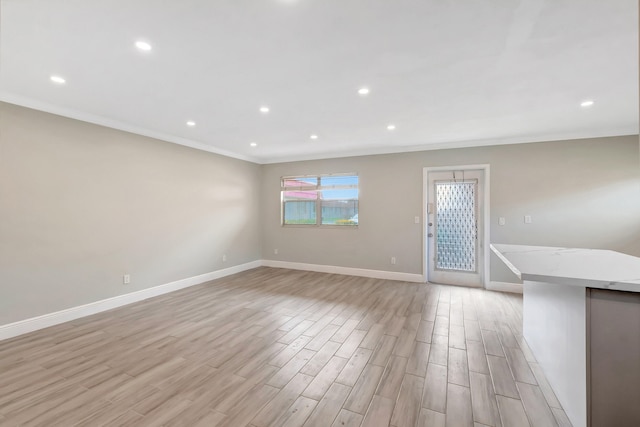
[358,87,370,95]
[580,100,594,107]
[310,134,318,140]
[186,121,196,127]
[250,142,258,147]
[387,124,396,130]
[50,75,66,84]
[259,106,270,113]
[135,41,152,51]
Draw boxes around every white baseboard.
[486,281,523,294]
[262,259,424,283]
[1,260,515,342]
[0,260,261,342]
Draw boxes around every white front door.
[426,169,484,287]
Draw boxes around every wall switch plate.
[123,274,130,284]
[222,254,227,262]
[499,217,506,226]
[524,215,532,224]
[391,256,396,265]
[274,248,278,255]
[414,216,420,224]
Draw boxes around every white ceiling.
[1,0,637,164]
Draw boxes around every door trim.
[422,164,491,287]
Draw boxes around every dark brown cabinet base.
[587,289,640,427]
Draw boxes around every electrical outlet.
[123,274,130,285]
[274,248,279,255]
[524,215,532,224]
[414,216,420,224]
[499,217,506,226]
[222,254,227,262]
[391,256,396,265]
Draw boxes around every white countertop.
[490,244,640,292]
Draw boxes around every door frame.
[422,164,491,287]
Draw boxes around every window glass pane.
[282,174,358,226]
[283,190,317,201]
[320,188,358,201]
[283,177,317,188]
[321,200,358,225]
[283,201,316,224]
[320,175,358,188]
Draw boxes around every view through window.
[282,174,358,226]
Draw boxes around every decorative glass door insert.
[435,181,477,272]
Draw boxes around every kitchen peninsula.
[491,244,640,427]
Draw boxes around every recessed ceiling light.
[250,142,258,147]
[135,41,152,51]
[50,75,66,84]
[310,134,318,140]
[387,124,396,130]
[580,100,594,107]
[186,121,196,127]
[259,106,270,113]
[358,87,370,95]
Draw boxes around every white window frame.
[281,173,359,227]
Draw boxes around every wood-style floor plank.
[0,268,569,427]
[301,355,347,400]
[269,395,317,427]
[517,382,558,427]
[505,348,537,385]
[418,408,446,427]
[496,395,531,427]
[375,355,408,399]
[406,342,430,377]
[390,374,424,427]
[361,395,395,427]
[335,347,372,387]
[446,383,474,427]
[469,371,502,427]
[252,373,313,427]
[467,340,490,375]
[331,409,364,427]
[487,355,520,399]
[343,363,385,414]
[448,348,470,387]
[303,382,351,427]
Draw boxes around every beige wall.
[2,101,638,326]
[261,136,640,282]
[0,103,262,325]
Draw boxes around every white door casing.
[424,166,489,288]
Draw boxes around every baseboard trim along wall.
[1,261,517,341]
[486,281,524,294]
[0,260,262,341]
[261,260,425,283]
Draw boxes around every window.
[282,174,359,226]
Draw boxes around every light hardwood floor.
[0,268,571,427]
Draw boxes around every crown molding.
[2,92,636,165]
[0,92,260,164]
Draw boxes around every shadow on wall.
[120,172,259,281]
[493,177,640,257]
[490,252,522,283]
